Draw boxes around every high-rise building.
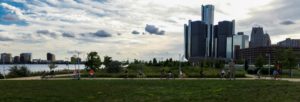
[202,5,215,57]
[47,53,56,62]
[216,20,235,58]
[13,56,20,64]
[184,20,207,60]
[20,53,32,64]
[1,53,12,64]
[233,32,249,59]
[277,38,300,48]
[249,27,271,48]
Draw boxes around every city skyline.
[0,0,300,60]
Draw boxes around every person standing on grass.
[89,69,95,78]
[76,70,80,80]
[229,60,235,80]
[220,69,225,80]
[257,68,261,79]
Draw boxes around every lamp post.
[266,53,271,77]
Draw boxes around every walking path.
[3,74,300,82]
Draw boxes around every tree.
[0,73,4,79]
[85,52,101,72]
[282,49,297,78]
[8,66,31,78]
[103,56,112,67]
[152,58,158,66]
[255,54,265,69]
[106,61,122,73]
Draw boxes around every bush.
[7,66,31,78]
[0,73,4,79]
[106,61,122,73]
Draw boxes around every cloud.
[0,36,14,41]
[82,30,112,38]
[36,30,58,38]
[2,14,20,21]
[145,24,165,35]
[62,32,75,38]
[132,30,140,35]
[0,3,24,20]
[280,20,296,25]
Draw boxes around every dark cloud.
[36,30,58,38]
[81,30,112,38]
[0,36,14,41]
[62,32,75,38]
[280,20,296,25]
[132,30,140,35]
[145,24,165,35]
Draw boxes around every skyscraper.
[184,20,207,60]
[215,20,235,58]
[202,5,215,57]
[249,27,271,48]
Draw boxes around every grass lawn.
[0,80,299,102]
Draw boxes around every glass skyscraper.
[202,5,215,57]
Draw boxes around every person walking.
[257,68,261,79]
[229,60,235,80]
[89,69,95,78]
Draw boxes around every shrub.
[0,73,4,79]
[7,66,31,78]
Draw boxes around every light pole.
[266,53,271,77]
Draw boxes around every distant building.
[277,38,300,48]
[1,53,12,64]
[13,56,20,64]
[202,5,215,57]
[47,53,56,62]
[20,53,32,64]
[238,46,300,64]
[233,32,249,59]
[184,20,208,61]
[215,20,235,58]
[249,27,271,48]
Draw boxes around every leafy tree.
[152,58,158,66]
[103,56,112,67]
[0,73,4,79]
[255,54,265,69]
[85,52,101,72]
[282,49,297,78]
[106,61,122,73]
[8,66,31,78]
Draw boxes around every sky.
[0,0,300,61]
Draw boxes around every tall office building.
[184,20,208,60]
[278,38,300,48]
[249,27,271,48]
[202,5,215,57]
[20,53,32,64]
[47,53,56,62]
[215,20,235,58]
[1,53,12,64]
[233,32,249,59]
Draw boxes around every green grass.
[0,80,300,102]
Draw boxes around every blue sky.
[0,0,299,61]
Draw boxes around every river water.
[0,64,85,74]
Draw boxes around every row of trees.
[254,48,297,77]
[85,52,122,73]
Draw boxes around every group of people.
[220,61,236,80]
[160,69,175,79]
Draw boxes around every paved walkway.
[3,74,300,82]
